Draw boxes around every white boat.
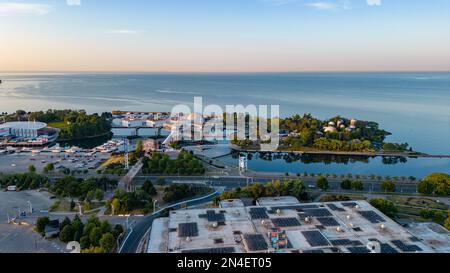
[65,146,81,154]
[6,146,17,152]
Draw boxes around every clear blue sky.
[1,0,449,72]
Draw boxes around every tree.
[351,180,364,191]
[112,225,124,239]
[60,217,72,231]
[60,225,74,243]
[99,233,116,253]
[111,198,120,215]
[89,227,103,247]
[142,179,157,196]
[80,236,90,249]
[316,177,329,191]
[43,163,54,174]
[418,173,450,196]
[95,189,104,201]
[71,215,84,241]
[445,212,450,230]
[70,199,76,211]
[369,198,397,218]
[82,246,105,253]
[135,140,144,157]
[341,179,352,190]
[248,183,266,200]
[291,179,306,199]
[86,191,95,203]
[156,177,166,186]
[380,180,396,193]
[36,216,49,234]
[28,165,36,173]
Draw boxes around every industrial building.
[147,198,448,253]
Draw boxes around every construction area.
[147,197,450,253]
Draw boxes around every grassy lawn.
[48,121,69,129]
[387,196,449,210]
[50,199,105,213]
[98,155,124,170]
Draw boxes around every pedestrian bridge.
[119,159,144,192]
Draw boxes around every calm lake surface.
[1,72,449,177]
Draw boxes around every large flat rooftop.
[148,198,445,253]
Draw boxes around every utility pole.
[123,138,129,170]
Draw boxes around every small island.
[232,114,420,156]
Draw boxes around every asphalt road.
[131,175,419,194]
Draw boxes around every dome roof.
[0,121,47,130]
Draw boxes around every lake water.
[1,72,449,177]
[219,152,450,178]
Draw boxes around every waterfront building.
[0,121,58,146]
[147,198,447,253]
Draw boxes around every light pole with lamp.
[153,200,158,214]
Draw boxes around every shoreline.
[230,145,450,159]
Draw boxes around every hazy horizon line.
[1,69,450,74]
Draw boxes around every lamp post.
[27,201,32,214]
[153,200,158,214]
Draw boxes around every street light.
[153,200,158,214]
[27,201,32,214]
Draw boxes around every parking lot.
[0,152,110,174]
[0,190,69,253]
[0,190,54,222]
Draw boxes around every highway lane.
[131,175,419,194]
[119,191,219,253]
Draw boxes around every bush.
[369,198,397,218]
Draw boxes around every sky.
[0,0,449,72]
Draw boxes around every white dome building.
[0,122,47,138]
[324,126,337,133]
